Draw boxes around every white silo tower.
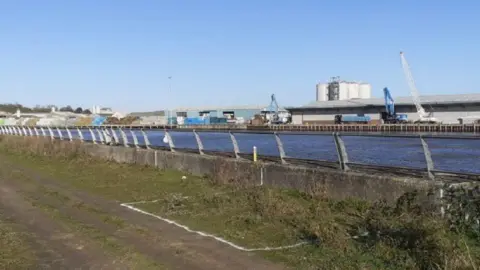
[316,83,328,101]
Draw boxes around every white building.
[92,105,114,116]
[316,81,372,102]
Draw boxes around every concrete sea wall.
[1,136,437,203]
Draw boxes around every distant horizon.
[4,89,480,114]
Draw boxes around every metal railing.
[0,125,478,180]
[16,123,479,133]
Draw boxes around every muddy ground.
[0,155,286,270]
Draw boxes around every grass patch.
[0,216,36,269]
[11,151,222,203]
[137,188,329,248]
[1,137,480,269]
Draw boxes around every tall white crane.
[400,51,440,124]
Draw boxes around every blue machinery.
[382,87,408,123]
[334,87,407,124]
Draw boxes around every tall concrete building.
[316,78,371,102]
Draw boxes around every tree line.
[0,103,92,114]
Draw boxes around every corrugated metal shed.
[128,105,267,117]
[129,111,166,117]
[172,105,266,111]
[289,93,480,110]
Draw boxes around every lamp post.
[162,76,173,144]
[168,76,172,128]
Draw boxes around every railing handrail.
[0,125,479,140]
[0,125,479,179]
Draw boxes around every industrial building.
[129,105,289,125]
[316,77,372,102]
[288,93,480,125]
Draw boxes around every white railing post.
[129,129,139,148]
[47,127,55,140]
[119,128,129,147]
[66,127,73,141]
[22,126,27,136]
[333,132,349,171]
[27,126,33,136]
[95,128,105,144]
[274,132,287,164]
[420,135,435,180]
[141,129,151,149]
[33,127,39,136]
[77,128,84,142]
[110,128,119,145]
[40,127,46,137]
[229,132,240,159]
[56,127,63,140]
[193,130,204,155]
[164,130,175,152]
[88,128,97,144]
[102,128,112,145]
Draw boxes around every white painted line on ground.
[123,191,234,206]
[121,195,191,206]
[120,201,307,252]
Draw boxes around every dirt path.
[0,156,286,270]
[0,184,126,269]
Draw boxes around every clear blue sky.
[0,0,479,112]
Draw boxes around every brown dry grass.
[0,136,85,160]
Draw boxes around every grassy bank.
[0,217,36,269]
[1,136,480,269]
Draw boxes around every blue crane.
[382,87,408,123]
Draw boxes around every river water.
[58,129,480,175]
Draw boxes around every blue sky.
[0,0,479,112]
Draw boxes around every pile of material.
[104,116,139,125]
[75,117,93,126]
[25,118,39,126]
